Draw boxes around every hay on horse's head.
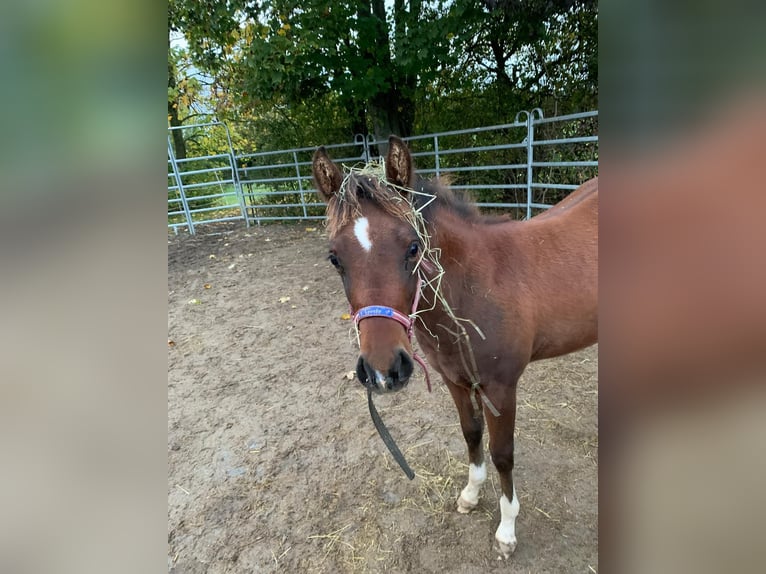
[324,162,413,238]
[324,161,476,238]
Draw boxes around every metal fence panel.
[167,122,248,235]
[168,110,598,234]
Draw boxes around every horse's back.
[534,177,598,221]
[522,178,598,360]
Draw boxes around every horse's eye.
[407,242,419,258]
[328,253,340,268]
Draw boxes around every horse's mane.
[325,169,504,238]
[411,177,487,223]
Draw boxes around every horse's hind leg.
[485,385,520,558]
[446,380,485,513]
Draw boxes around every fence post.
[168,137,195,235]
[434,135,440,177]
[293,151,308,219]
[520,108,545,219]
[355,134,369,162]
[525,111,535,220]
[230,152,250,229]
[220,124,249,229]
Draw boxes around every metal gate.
[167,122,248,234]
[168,110,598,234]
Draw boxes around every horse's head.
[313,136,423,394]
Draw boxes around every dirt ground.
[168,223,598,574]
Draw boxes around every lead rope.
[367,387,415,480]
[354,273,498,480]
[354,275,428,480]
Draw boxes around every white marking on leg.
[458,462,486,512]
[495,485,520,557]
[353,217,372,252]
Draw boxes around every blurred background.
[600,1,766,573]
[0,0,764,572]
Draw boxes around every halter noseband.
[352,274,432,392]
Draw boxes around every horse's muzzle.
[356,350,414,393]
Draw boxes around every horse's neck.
[426,208,524,275]
[419,209,525,316]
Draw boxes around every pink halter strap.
[352,274,432,392]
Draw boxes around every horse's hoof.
[456,495,477,514]
[496,538,517,559]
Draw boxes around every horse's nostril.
[391,352,402,378]
[357,352,412,393]
[358,356,385,391]
[356,356,369,386]
[395,349,414,382]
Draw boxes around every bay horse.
[312,136,597,558]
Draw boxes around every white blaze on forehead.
[353,217,373,252]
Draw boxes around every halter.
[352,273,432,392]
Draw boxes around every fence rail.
[168,110,598,234]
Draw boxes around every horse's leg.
[445,380,486,513]
[485,384,520,558]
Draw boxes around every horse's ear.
[312,146,344,201]
[385,135,414,190]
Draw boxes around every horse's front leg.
[445,379,486,513]
[485,383,520,558]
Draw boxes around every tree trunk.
[369,90,414,155]
[341,76,368,138]
[364,0,416,155]
[168,41,187,160]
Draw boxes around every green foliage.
[168,0,598,156]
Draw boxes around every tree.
[168,0,245,157]
[168,0,456,146]
[167,0,598,148]
[445,0,598,116]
